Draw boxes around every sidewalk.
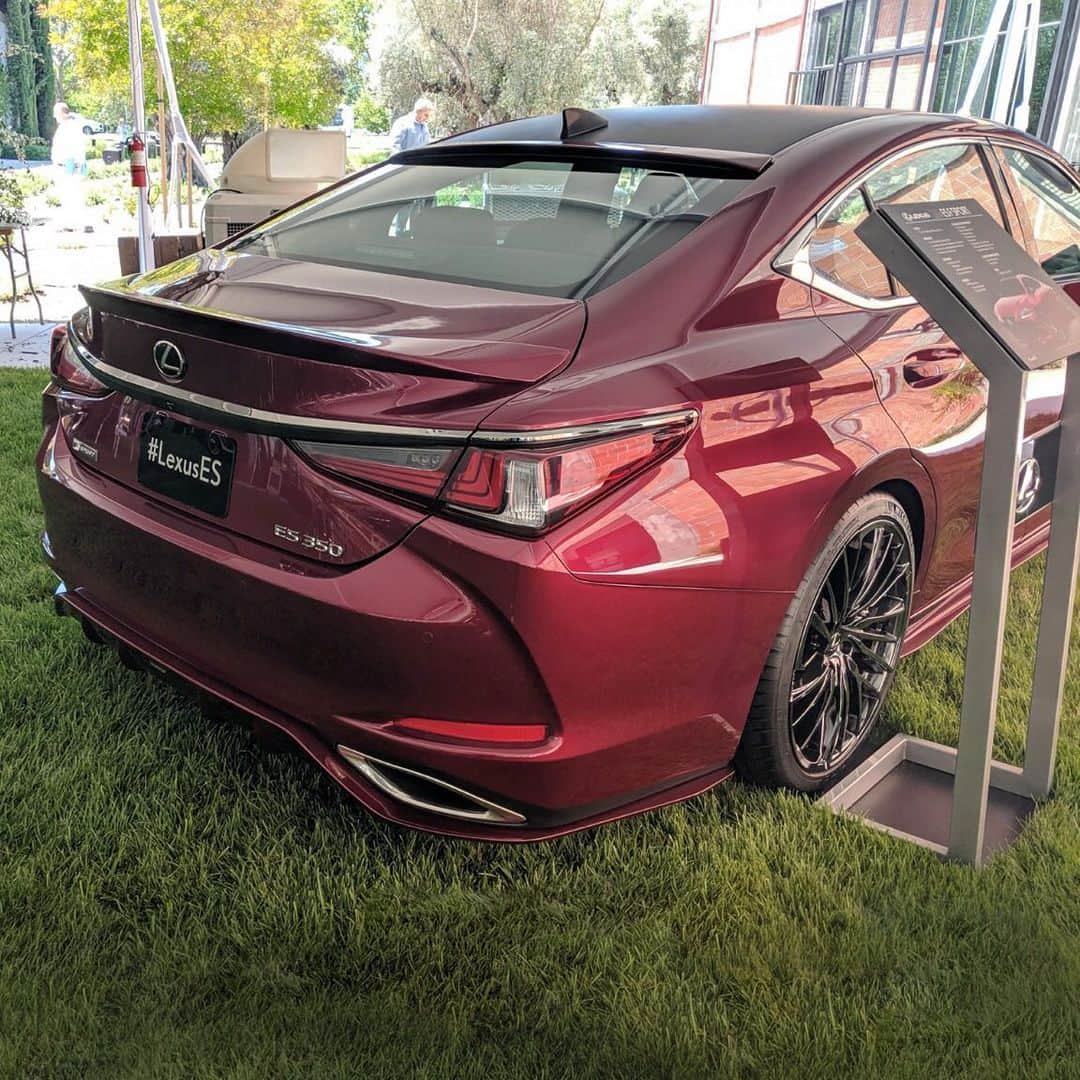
[0,219,123,368]
[0,322,52,368]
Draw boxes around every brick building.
[701,0,1080,165]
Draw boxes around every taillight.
[293,440,461,501]
[50,325,109,396]
[442,410,697,533]
[292,410,697,534]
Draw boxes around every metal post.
[1023,353,1080,796]
[947,370,1028,866]
[157,60,168,228]
[126,0,154,272]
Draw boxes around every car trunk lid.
[65,250,585,565]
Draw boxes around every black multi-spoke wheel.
[736,493,915,791]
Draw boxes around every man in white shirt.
[51,102,90,233]
[390,98,434,154]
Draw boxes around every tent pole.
[127,0,154,271]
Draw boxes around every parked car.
[38,106,1080,839]
[71,113,106,136]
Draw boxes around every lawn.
[1,368,1078,1078]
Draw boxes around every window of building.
[999,147,1080,276]
[789,0,939,108]
[932,0,1068,138]
[808,188,893,300]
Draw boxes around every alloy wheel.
[788,518,913,775]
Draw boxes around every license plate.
[138,413,236,517]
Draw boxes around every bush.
[347,149,388,171]
[0,137,51,161]
[0,169,29,226]
[354,90,390,135]
[15,170,50,198]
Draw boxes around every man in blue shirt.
[391,98,434,154]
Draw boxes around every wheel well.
[875,479,926,571]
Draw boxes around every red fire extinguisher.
[127,134,148,189]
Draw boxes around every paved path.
[0,220,123,368]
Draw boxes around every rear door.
[807,141,1060,607]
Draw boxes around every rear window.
[228,153,751,297]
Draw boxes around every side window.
[865,143,1005,225]
[999,148,1080,277]
[808,189,892,300]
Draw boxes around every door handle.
[902,348,966,389]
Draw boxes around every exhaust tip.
[52,581,69,617]
[337,746,526,826]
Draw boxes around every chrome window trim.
[772,136,1003,312]
[68,326,697,449]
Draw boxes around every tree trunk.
[221,130,243,167]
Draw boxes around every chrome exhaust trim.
[52,580,70,617]
[337,746,526,825]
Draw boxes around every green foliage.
[346,148,389,170]
[0,170,27,212]
[375,0,706,133]
[640,0,705,106]
[15,167,52,197]
[7,0,40,136]
[377,0,608,133]
[47,0,348,142]
[0,133,51,160]
[32,6,57,139]
[354,87,389,134]
[332,0,375,102]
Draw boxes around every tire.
[735,492,915,792]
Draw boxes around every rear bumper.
[38,421,790,839]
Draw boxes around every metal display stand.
[820,199,1080,867]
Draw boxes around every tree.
[377,0,607,134]
[32,5,58,138]
[6,0,49,137]
[640,0,704,106]
[46,0,346,148]
[331,0,375,104]
[375,0,707,134]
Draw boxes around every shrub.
[0,137,51,161]
[347,149,388,171]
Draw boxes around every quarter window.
[999,148,1080,277]
[808,188,892,300]
[864,143,1005,225]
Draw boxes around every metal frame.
[787,0,942,107]
[829,207,1080,866]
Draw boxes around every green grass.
[1,368,1078,1078]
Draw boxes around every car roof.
[441,105,961,158]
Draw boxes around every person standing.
[51,102,90,233]
[390,98,434,154]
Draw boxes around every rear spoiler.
[78,281,542,387]
[391,140,773,179]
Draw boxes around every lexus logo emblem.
[1016,457,1041,516]
[153,340,187,383]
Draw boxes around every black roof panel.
[442,105,938,157]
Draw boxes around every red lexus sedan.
[38,106,1080,839]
